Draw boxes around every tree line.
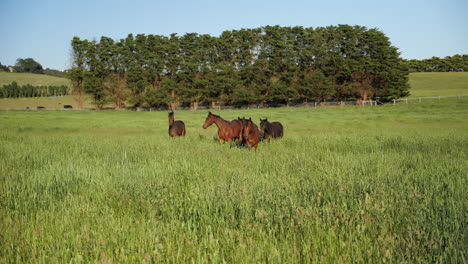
[69,25,410,110]
[0,59,67,78]
[0,82,68,98]
[403,55,468,72]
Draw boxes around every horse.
[202,112,242,144]
[242,117,260,150]
[260,118,283,140]
[168,111,186,137]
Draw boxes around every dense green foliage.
[0,81,68,98]
[69,25,409,109]
[1,99,466,262]
[14,58,44,74]
[404,54,468,72]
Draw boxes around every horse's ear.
[249,117,251,121]
[265,118,268,121]
[208,111,212,114]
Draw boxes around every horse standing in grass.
[202,112,242,144]
[242,117,260,150]
[168,111,186,137]
[260,118,283,140]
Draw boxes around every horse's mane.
[210,112,222,119]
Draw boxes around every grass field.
[0,95,99,110]
[408,72,468,98]
[0,72,71,87]
[0,99,466,263]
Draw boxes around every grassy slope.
[0,95,98,109]
[408,72,468,97]
[0,99,466,263]
[0,72,71,87]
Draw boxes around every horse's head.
[202,112,215,129]
[168,111,174,125]
[260,118,269,134]
[243,118,253,137]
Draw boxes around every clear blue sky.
[1,0,467,70]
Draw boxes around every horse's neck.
[214,117,230,129]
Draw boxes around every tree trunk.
[192,101,199,111]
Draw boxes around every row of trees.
[0,82,68,98]
[403,55,468,72]
[69,25,410,109]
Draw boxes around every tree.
[14,58,44,74]
[69,25,411,109]
[68,37,87,109]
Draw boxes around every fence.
[392,95,467,105]
[1,95,465,111]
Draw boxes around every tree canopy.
[403,55,468,72]
[69,25,410,108]
[14,58,44,74]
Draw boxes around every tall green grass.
[0,99,467,263]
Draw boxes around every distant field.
[0,72,71,87]
[0,99,466,262]
[408,72,468,98]
[0,95,102,110]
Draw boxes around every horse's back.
[169,120,186,136]
[272,122,283,138]
[230,120,243,138]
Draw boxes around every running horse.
[168,111,186,137]
[259,118,283,140]
[202,112,242,144]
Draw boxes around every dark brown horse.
[202,112,242,144]
[168,111,186,137]
[260,118,283,140]
[242,117,260,150]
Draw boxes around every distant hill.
[0,72,71,87]
[408,72,468,98]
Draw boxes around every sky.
[1,0,467,70]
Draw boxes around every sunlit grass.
[0,72,71,87]
[408,72,468,97]
[0,99,467,263]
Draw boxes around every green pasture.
[0,95,98,110]
[0,98,467,263]
[0,72,71,87]
[408,72,468,98]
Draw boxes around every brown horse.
[242,117,260,150]
[168,111,186,137]
[260,118,283,140]
[202,112,242,144]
